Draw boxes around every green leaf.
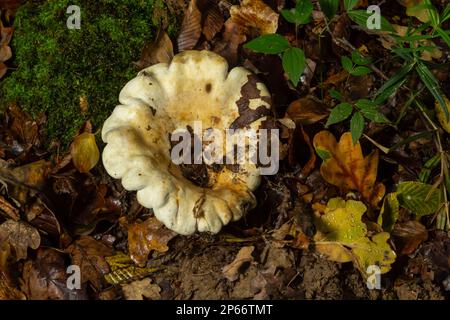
[316,148,332,160]
[436,27,450,48]
[374,61,415,103]
[355,100,389,123]
[341,56,353,72]
[282,47,306,87]
[374,78,407,105]
[377,193,399,232]
[416,61,448,120]
[351,51,372,65]
[325,103,353,127]
[319,0,339,19]
[281,9,299,24]
[350,66,372,76]
[348,10,395,33]
[344,0,359,11]
[295,0,314,25]
[441,4,450,23]
[397,181,441,216]
[244,34,290,54]
[350,112,364,143]
[329,89,344,101]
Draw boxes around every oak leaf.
[0,220,40,260]
[313,131,385,206]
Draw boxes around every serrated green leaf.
[341,56,353,72]
[356,100,389,123]
[350,66,372,76]
[397,181,441,216]
[325,103,353,127]
[378,193,399,232]
[244,34,290,54]
[319,0,339,19]
[350,112,364,143]
[348,10,395,33]
[282,47,305,86]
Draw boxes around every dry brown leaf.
[0,194,20,221]
[0,62,6,79]
[313,131,385,206]
[66,236,114,290]
[70,132,100,173]
[177,0,202,51]
[392,221,428,255]
[286,96,329,125]
[127,217,177,266]
[0,241,26,300]
[135,30,174,70]
[222,246,254,281]
[121,278,161,300]
[229,0,279,36]
[202,1,224,41]
[0,220,40,261]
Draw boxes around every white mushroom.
[102,50,273,235]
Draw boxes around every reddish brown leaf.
[127,217,177,266]
[135,30,174,70]
[0,62,6,79]
[202,1,224,41]
[177,0,202,51]
[392,221,428,255]
[0,242,26,300]
[286,96,329,125]
[66,236,114,290]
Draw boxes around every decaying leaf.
[436,96,450,134]
[135,29,174,70]
[286,96,329,125]
[392,221,428,255]
[314,198,396,277]
[0,220,40,261]
[0,242,25,300]
[70,132,100,173]
[127,217,177,266]
[66,236,114,290]
[313,131,385,206]
[121,278,161,300]
[202,1,224,41]
[104,252,159,285]
[0,19,13,80]
[222,246,254,281]
[397,0,430,23]
[397,181,441,216]
[177,0,202,51]
[0,194,20,221]
[229,0,279,36]
[21,248,87,300]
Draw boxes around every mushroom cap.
[102,50,272,235]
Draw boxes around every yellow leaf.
[314,198,396,278]
[70,132,100,173]
[435,96,450,133]
[313,131,385,206]
[397,0,430,23]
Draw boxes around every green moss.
[0,0,174,146]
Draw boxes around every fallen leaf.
[314,198,396,277]
[121,278,161,300]
[127,217,177,266]
[21,248,88,300]
[392,221,428,255]
[135,29,174,70]
[0,241,26,300]
[66,236,114,290]
[0,194,20,221]
[313,131,386,206]
[222,246,254,281]
[104,252,159,285]
[0,220,40,260]
[286,96,329,125]
[377,192,399,232]
[397,0,430,23]
[229,0,279,36]
[202,1,224,41]
[177,0,202,51]
[70,132,100,173]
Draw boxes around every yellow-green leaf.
[397,181,441,216]
[70,132,100,173]
[435,96,450,133]
[378,192,399,232]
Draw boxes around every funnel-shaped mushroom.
[102,50,273,235]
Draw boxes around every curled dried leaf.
[0,220,40,261]
[135,30,174,70]
[286,96,329,125]
[222,245,254,281]
[229,0,279,36]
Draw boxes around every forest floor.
[0,0,449,300]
